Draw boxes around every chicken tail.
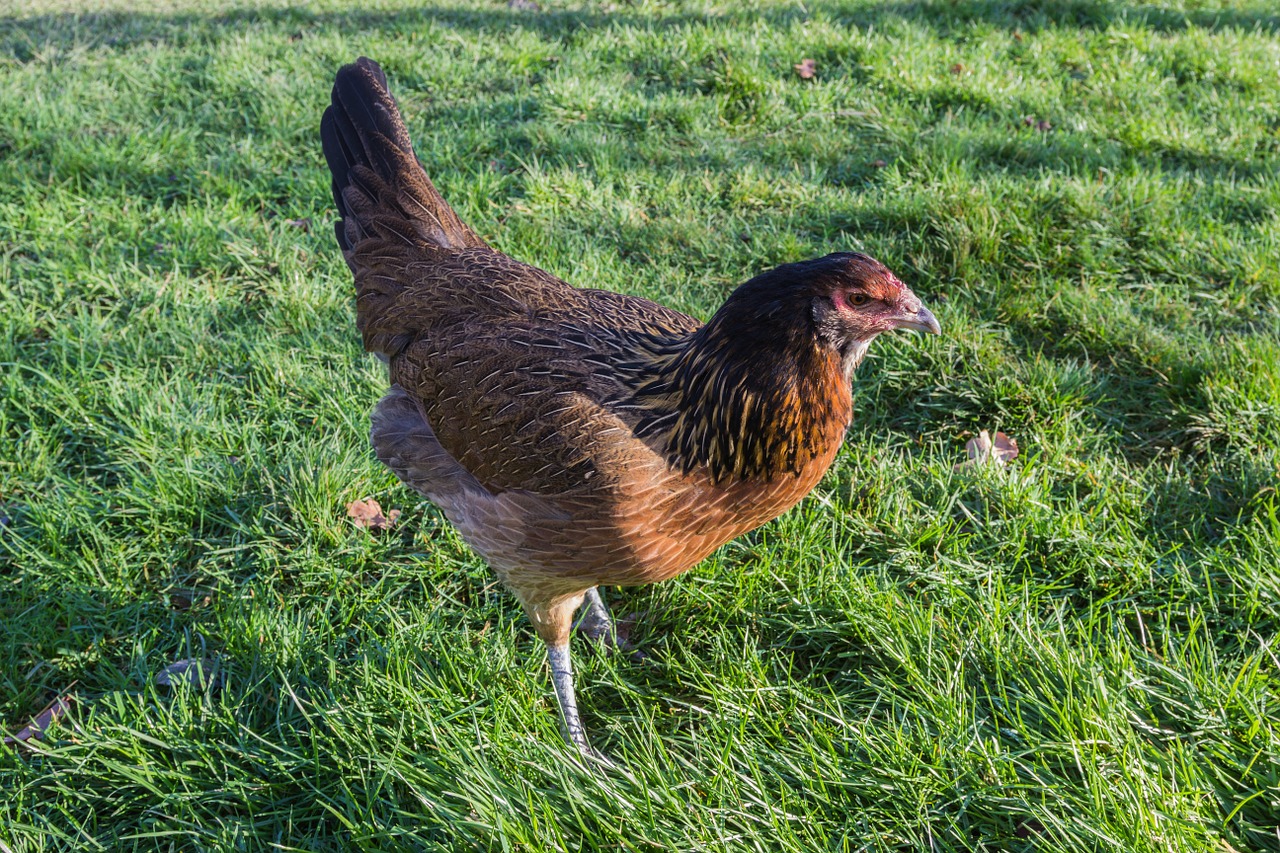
[321,57,484,256]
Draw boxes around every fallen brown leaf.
[346,497,402,531]
[157,658,223,691]
[870,159,888,168]
[956,430,1020,470]
[169,588,214,611]
[4,692,74,747]
[794,58,817,79]
[1036,120,1052,132]
[285,217,311,231]
[949,63,966,75]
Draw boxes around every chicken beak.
[891,304,941,335]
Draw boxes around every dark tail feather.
[321,57,483,254]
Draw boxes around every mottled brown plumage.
[321,57,940,755]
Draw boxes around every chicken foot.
[575,587,646,661]
[574,587,615,643]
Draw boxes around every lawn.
[2,0,1278,849]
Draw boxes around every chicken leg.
[575,587,615,644]
[546,641,590,754]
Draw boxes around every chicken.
[320,57,940,756]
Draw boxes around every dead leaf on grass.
[956,430,1019,470]
[949,63,966,75]
[4,692,74,747]
[157,658,223,691]
[794,58,817,79]
[285,217,311,231]
[169,589,213,611]
[346,497,401,531]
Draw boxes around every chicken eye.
[847,292,870,307]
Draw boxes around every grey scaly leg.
[546,641,593,756]
[575,586,615,644]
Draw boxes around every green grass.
[2,0,1279,849]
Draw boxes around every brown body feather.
[366,253,854,639]
[322,59,938,748]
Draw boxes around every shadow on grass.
[3,0,1279,60]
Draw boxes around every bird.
[320,57,940,757]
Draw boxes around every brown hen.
[321,57,940,755]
